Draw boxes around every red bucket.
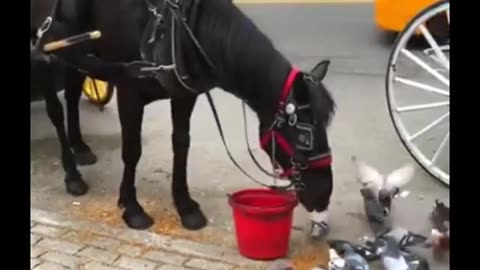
[228,188,298,260]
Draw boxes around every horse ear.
[310,60,330,81]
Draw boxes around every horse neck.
[192,0,293,123]
[218,57,292,125]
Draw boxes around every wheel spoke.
[394,77,449,96]
[430,131,449,166]
[396,101,449,112]
[400,49,450,86]
[418,24,449,70]
[424,44,449,55]
[408,112,449,141]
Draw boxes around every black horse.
[38,0,337,237]
[31,1,98,197]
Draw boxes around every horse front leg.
[64,68,98,165]
[42,67,88,196]
[171,95,207,230]
[116,86,153,230]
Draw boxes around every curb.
[31,208,268,269]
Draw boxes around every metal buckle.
[37,17,53,39]
[140,64,176,72]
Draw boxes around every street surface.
[31,2,449,270]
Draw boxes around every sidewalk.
[31,208,269,270]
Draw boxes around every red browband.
[259,67,332,179]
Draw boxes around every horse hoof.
[65,180,89,196]
[180,209,207,230]
[310,221,329,240]
[122,210,154,230]
[75,151,97,166]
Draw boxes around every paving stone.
[36,238,84,255]
[31,224,67,238]
[116,244,144,257]
[31,246,48,258]
[114,256,157,270]
[83,261,125,270]
[156,265,190,270]
[31,258,42,269]
[31,234,42,246]
[185,258,233,270]
[33,261,69,270]
[168,239,265,267]
[63,231,122,250]
[78,246,120,264]
[142,250,187,265]
[41,251,83,268]
[116,230,171,249]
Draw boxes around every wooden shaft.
[43,30,102,52]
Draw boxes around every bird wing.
[352,156,384,190]
[384,165,414,191]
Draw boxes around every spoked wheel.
[82,76,115,106]
[386,0,450,186]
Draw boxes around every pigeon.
[328,248,346,270]
[352,156,415,215]
[368,235,410,270]
[360,187,392,236]
[382,227,428,248]
[424,200,449,261]
[342,243,370,270]
[430,200,449,233]
[402,251,430,270]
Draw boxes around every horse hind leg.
[171,96,207,230]
[64,68,97,165]
[116,85,153,230]
[43,67,88,196]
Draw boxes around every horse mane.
[315,81,336,128]
[195,0,292,116]
[194,0,335,126]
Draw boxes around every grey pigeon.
[360,187,392,236]
[370,236,409,270]
[427,200,450,260]
[383,227,428,248]
[352,156,414,215]
[328,248,346,270]
[430,200,449,233]
[402,251,430,270]
[342,243,370,270]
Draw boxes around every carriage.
[378,0,450,186]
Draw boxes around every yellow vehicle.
[82,76,115,106]
[375,0,437,32]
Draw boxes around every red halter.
[259,67,332,179]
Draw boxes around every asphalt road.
[31,3,449,269]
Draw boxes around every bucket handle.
[227,193,298,214]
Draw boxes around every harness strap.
[205,92,295,191]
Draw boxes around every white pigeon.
[352,156,415,215]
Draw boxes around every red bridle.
[259,67,333,179]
